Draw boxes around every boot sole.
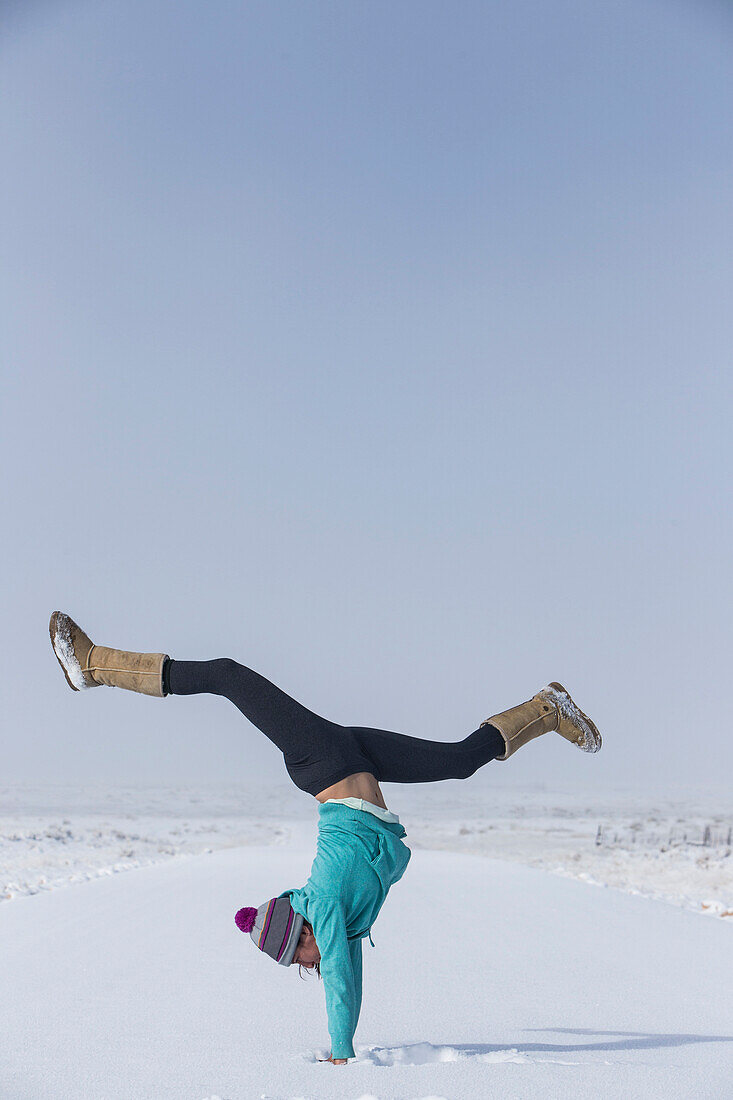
[49,611,94,692]
[544,681,602,752]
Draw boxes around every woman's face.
[292,922,321,967]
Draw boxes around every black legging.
[165,657,505,798]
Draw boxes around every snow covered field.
[3,782,731,919]
[1,783,731,1099]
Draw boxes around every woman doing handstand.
[49,612,602,1065]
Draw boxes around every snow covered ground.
[1,783,731,1098]
[2,782,731,918]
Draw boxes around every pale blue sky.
[2,0,731,793]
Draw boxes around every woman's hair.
[297,920,322,981]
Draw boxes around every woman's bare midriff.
[315,771,388,809]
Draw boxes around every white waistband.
[324,796,400,824]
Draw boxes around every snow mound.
[357,1042,531,1066]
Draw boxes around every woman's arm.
[306,894,359,1061]
[348,936,363,1035]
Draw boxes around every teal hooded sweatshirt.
[279,801,411,1060]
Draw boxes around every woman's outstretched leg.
[166,658,332,750]
[348,681,602,781]
[348,721,506,784]
[165,658,376,796]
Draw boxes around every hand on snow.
[317,1053,348,1065]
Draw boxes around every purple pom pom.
[235,906,257,933]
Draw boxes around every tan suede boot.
[49,612,168,698]
[481,681,602,760]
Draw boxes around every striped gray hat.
[234,897,304,966]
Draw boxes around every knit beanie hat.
[235,896,304,966]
